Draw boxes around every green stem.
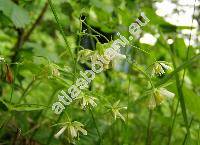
[17,78,37,103]
[126,75,130,127]
[146,110,153,145]
[30,90,58,138]
[167,1,196,143]
[48,0,75,65]
[182,117,193,145]
[9,64,19,102]
[169,45,190,142]
[128,61,154,145]
[46,1,78,143]
[181,0,196,87]
[82,21,109,42]
[168,100,179,145]
[74,18,83,81]
[198,124,200,145]
[89,108,102,145]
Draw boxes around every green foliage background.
[0,0,199,145]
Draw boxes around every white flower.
[152,63,165,76]
[160,62,172,70]
[114,53,126,59]
[0,56,5,62]
[158,88,175,100]
[112,53,127,69]
[54,126,67,139]
[54,121,87,143]
[148,95,156,110]
[77,95,98,109]
[49,63,60,77]
[52,67,60,77]
[78,49,94,63]
[148,87,175,110]
[107,100,127,121]
[152,61,172,76]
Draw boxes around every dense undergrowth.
[0,0,200,145]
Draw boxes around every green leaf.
[11,4,30,28]
[183,85,200,120]
[0,0,30,28]
[155,54,200,88]
[96,41,113,54]
[10,104,47,111]
[172,38,187,59]
[0,0,13,16]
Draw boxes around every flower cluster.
[152,61,172,76]
[54,121,87,143]
[52,12,150,115]
[52,12,150,143]
[106,100,127,121]
[148,87,175,109]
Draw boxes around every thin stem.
[9,64,19,102]
[82,21,109,42]
[168,101,179,145]
[17,78,36,103]
[169,45,190,141]
[182,117,193,145]
[127,59,154,145]
[23,0,48,42]
[48,0,75,64]
[126,75,131,124]
[46,112,64,145]
[30,90,58,138]
[89,108,102,145]
[181,0,197,87]
[133,63,154,89]
[198,124,200,145]
[11,1,48,63]
[168,1,196,144]
[124,75,131,144]
[74,18,83,81]
[11,28,24,63]
[146,110,153,145]
[46,2,82,143]
[155,54,199,88]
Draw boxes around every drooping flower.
[47,63,61,78]
[152,61,172,76]
[77,95,98,109]
[78,49,94,64]
[148,87,175,110]
[54,121,87,143]
[0,56,5,63]
[91,53,111,70]
[111,53,127,69]
[148,95,156,110]
[54,126,67,139]
[52,67,60,77]
[107,100,127,121]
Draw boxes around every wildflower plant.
[54,121,87,144]
[148,87,175,110]
[152,61,172,77]
[0,0,199,145]
[76,94,98,109]
[106,100,127,122]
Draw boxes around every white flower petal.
[159,88,175,99]
[160,63,172,70]
[148,95,156,110]
[77,128,87,135]
[54,126,67,139]
[70,126,77,138]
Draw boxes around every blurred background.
[0,0,199,145]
